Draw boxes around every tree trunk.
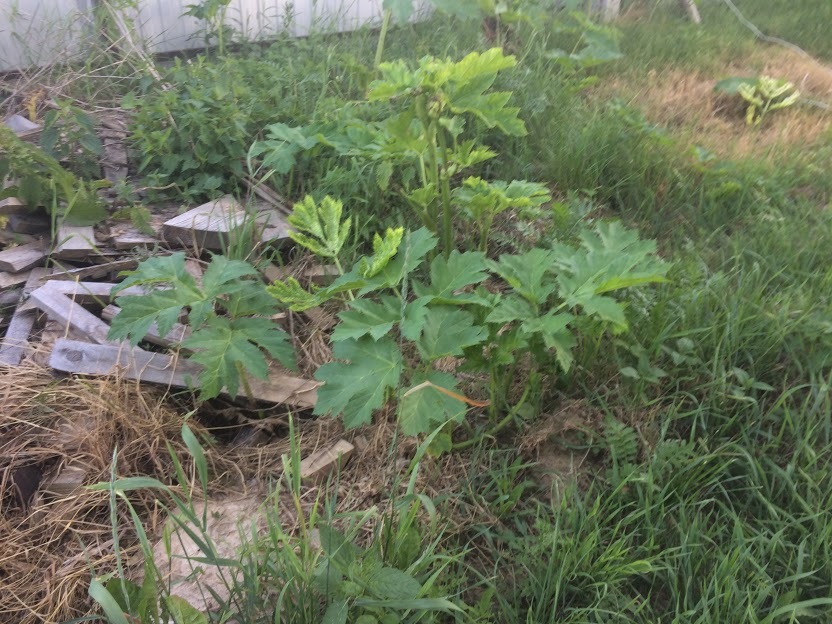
[679,0,701,24]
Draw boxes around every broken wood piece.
[0,269,31,289]
[43,258,140,282]
[99,128,128,183]
[0,289,21,306]
[43,464,87,497]
[162,196,246,250]
[28,282,117,345]
[101,304,191,348]
[110,227,159,250]
[35,280,145,303]
[54,225,96,259]
[8,211,49,235]
[0,241,47,273]
[4,114,41,141]
[162,197,292,251]
[0,268,48,365]
[0,197,26,215]
[49,339,319,408]
[300,440,354,484]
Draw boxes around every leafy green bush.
[268,196,668,449]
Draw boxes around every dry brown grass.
[594,47,832,162]
[0,353,487,622]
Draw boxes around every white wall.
[0,0,410,72]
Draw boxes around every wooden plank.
[49,339,319,408]
[8,211,50,234]
[300,440,354,484]
[0,269,31,289]
[254,207,291,245]
[35,280,146,302]
[54,225,96,260]
[101,304,191,348]
[111,227,159,250]
[28,283,116,345]
[42,464,87,497]
[0,268,48,365]
[43,258,140,282]
[162,196,246,250]
[0,241,47,273]
[0,197,26,215]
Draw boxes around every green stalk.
[415,96,441,234]
[374,9,393,70]
[437,128,454,257]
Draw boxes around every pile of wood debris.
[0,113,320,410]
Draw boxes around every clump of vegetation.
[715,75,801,125]
[0,122,107,226]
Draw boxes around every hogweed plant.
[251,48,541,258]
[269,196,669,452]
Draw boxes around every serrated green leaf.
[400,297,430,340]
[413,250,488,302]
[399,372,466,435]
[322,599,349,624]
[333,296,401,341]
[521,311,576,370]
[166,595,209,624]
[182,316,293,400]
[417,306,487,360]
[552,221,668,326]
[485,294,536,324]
[108,290,188,346]
[114,252,197,293]
[488,248,558,306]
[315,337,403,428]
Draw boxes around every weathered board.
[54,225,97,260]
[49,339,319,408]
[0,241,47,273]
[28,283,117,345]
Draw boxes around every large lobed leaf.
[314,337,403,429]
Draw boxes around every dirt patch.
[594,47,832,162]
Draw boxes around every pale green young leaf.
[288,195,351,259]
[417,306,488,360]
[359,227,404,278]
[267,277,325,311]
[399,372,466,436]
[314,337,403,428]
[333,296,401,342]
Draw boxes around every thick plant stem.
[437,129,454,257]
[374,9,392,69]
